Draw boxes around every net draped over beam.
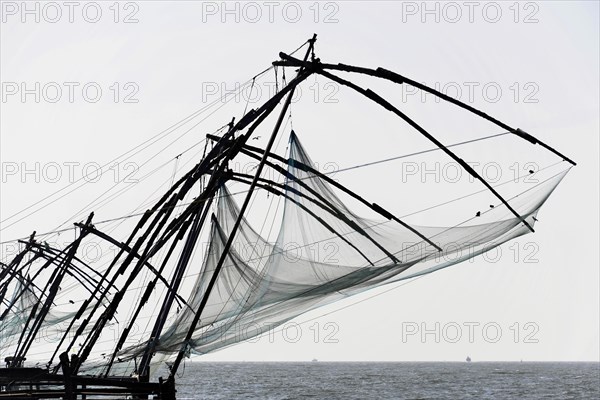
[113,133,566,367]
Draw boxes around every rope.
[0,132,548,245]
[334,132,510,174]
[0,65,275,232]
[1,36,311,232]
[243,78,256,117]
[170,155,181,188]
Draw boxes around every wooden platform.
[0,368,175,399]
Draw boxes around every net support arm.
[234,140,445,252]
[311,68,535,233]
[231,162,400,264]
[274,53,576,166]
[75,224,189,310]
[230,175,376,266]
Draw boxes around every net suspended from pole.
[114,131,567,367]
[0,36,575,399]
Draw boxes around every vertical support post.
[59,352,75,400]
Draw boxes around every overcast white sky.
[1,1,598,362]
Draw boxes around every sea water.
[173,361,599,399]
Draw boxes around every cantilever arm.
[75,223,190,310]
[280,63,535,233]
[229,174,376,266]
[274,53,576,167]
[205,133,442,252]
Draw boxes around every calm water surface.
[173,362,599,399]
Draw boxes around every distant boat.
[311,359,318,362]
[466,356,472,362]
